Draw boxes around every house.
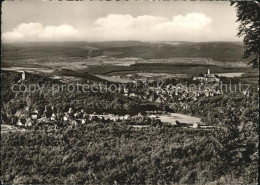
[124,114,131,120]
[68,108,73,114]
[17,119,23,126]
[162,95,167,101]
[51,113,57,121]
[205,69,220,82]
[129,125,150,130]
[123,88,129,94]
[74,112,79,118]
[81,119,87,124]
[51,106,57,113]
[56,113,63,120]
[242,90,250,97]
[82,113,88,118]
[149,96,155,101]
[89,115,98,121]
[156,97,163,103]
[31,111,38,120]
[191,122,199,129]
[25,118,33,127]
[129,92,137,97]
[31,114,38,120]
[193,76,206,82]
[63,114,69,122]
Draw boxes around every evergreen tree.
[232,1,260,68]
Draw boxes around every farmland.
[2,41,256,83]
[1,41,248,66]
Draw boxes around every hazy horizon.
[2,40,243,44]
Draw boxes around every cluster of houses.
[3,69,251,131]
[9,104,208,130]
[13,106,209,130]
[14,107,135,128]
[121,82,222,104]
[123,68,256,104]
[96,68,251,103]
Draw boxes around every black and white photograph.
[1,0,259,184]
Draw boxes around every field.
[149,113,201,124]
[1,124,25,133]
[2,41,247,64]
[2,41,257,84]
[1,41,258,87]
[2,41,258,88]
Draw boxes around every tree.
[232,1,260,68]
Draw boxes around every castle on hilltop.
[193,69,220,82]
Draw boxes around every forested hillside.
[1,70,258,184]
[1,123,256,184]
[2,41,246,62]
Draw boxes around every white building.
[22,71,25,80]
[193,69,220,82]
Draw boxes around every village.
[2,68,244,132]
[120,68,251,104]
[2,103,209,131]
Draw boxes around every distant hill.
[2,41,246,63]
[1,42,102,60]
[94,41,246,62]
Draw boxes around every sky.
[2,1,241,42]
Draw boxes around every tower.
[22,71,25,80]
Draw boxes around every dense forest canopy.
[1,69,258,184]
